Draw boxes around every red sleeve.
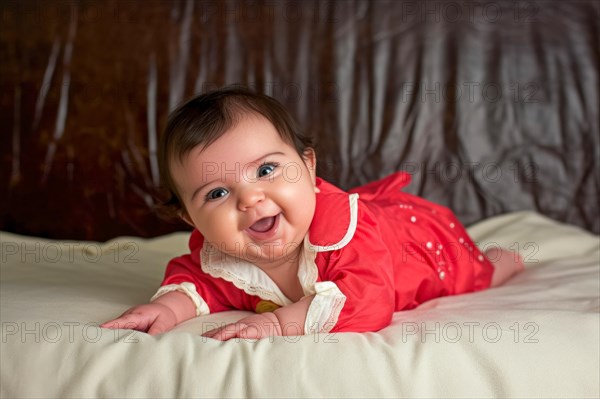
[160,230,247,314]
[318,204,397,333]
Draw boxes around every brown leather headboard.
[1,0,598,241]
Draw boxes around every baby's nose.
[237,187,265,211]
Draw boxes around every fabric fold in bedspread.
[1,211,599,398]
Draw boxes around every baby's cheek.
[279,177,315,207]
[196,209,238,244]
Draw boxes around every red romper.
[152,172,494,334]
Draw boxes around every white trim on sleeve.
[304,281,347,334]
[150,282,210,317]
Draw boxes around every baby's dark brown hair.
[158,85,315,217]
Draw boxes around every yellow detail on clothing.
[255,300,281,314]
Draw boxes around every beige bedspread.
[1,211,598,398]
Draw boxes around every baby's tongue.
[249,216,275,232]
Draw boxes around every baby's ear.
[302,148,320,193]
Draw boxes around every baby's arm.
[101,291,196,335]
[203,295,315,340]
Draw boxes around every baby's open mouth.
[249,215,277,233]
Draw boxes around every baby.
[102,86,523,340]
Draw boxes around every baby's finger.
[101,314,148,331]
[205,323,244,341]
[103,309,137,325]
[100,318,130,329]
[238,324,263,340]
[201,327,221,338]
[202,326,230,340]
[100,320,117,329]
[202,323,233,339]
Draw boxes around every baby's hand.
[101,303,177,335]
[202,313,282,341]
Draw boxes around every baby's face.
[171,114,318,270]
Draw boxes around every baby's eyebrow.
[190,151,286,201]
[248,151,285,165]
[191,178,218,202]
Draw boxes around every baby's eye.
[257,163,278,178]
[205,188,229,201]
